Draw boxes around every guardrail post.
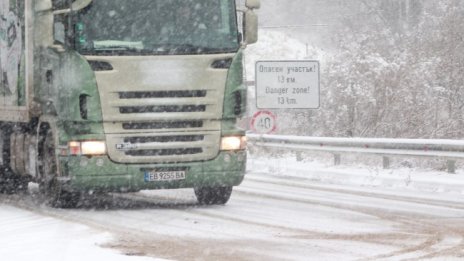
[334,154,341,166]
[383,156,390,169]
[296,151,303,162]
[447,160,456,174]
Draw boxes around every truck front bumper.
[58,151,247,192]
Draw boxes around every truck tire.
[0,127,28,194]
[0,176,29,194]
[39,128,80,208]
[194,186,233,205]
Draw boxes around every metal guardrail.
[247,134,464,174]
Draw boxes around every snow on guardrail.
[247,134,464,173]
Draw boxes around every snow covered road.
[1,168,464,261]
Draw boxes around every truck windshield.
[74,0,240,55]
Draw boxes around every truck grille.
[119,105,206,114]
[89,54,231,164]
[125,148,203,157]
[104,89,219,123]
[119,90,207,99]
[103,88,222,163]
[123,135,204,143]
[122,121,204,130]
[106,132,220,164]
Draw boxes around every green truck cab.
[0,0,259,207]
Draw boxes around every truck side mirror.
[53,21,66,45]
[35,0,52,12]
[246,0,261,9]
[71,0,92,11]
[244,10,258,45]
[50,0,93,14]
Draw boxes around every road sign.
[251,111,277,134]
[255,60,320,109]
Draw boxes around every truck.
[0,0,259,207]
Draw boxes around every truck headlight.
[221,136,247,151]
[68,141,107,156]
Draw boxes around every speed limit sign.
[251,111,277,134]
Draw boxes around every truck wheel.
[0,128,28,194]
[194,186,233,205]
[0,176,29,194]
[40,128,80,208]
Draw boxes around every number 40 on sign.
[251,111,277,134]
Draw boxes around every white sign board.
[256,61,320,109]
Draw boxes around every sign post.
[255,61,320,109]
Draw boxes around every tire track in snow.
[241,175,464,261]
[1,174,464,261]
[116,181,464,261]
[245,174,464,211]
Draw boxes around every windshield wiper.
[149,44,237,55]
[82,48,154,55]
[150,44,201,54]
[93,40,144,50]
[90,40,156,54]
[79,41,238,56]
[81,40,153,55]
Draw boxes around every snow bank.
[248,153,464,196]
[0,205,157,261]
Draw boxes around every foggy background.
[246,0,464,139]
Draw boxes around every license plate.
[144,171,186,182]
